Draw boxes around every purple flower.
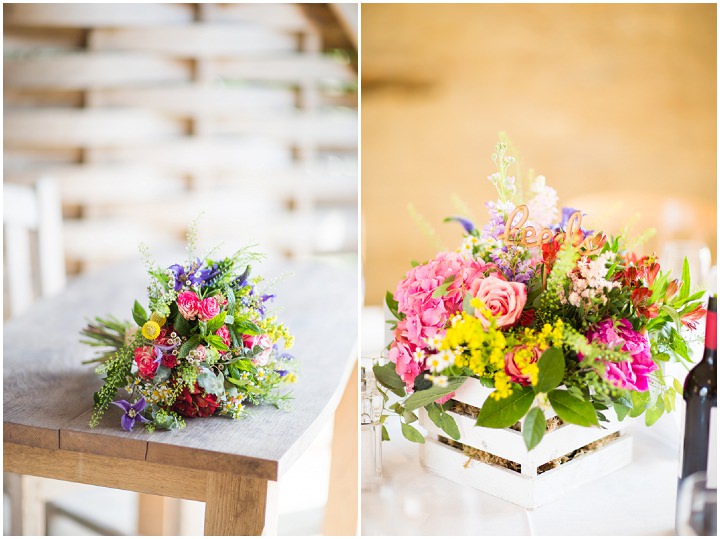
[481,202,507,240]
[112,398,150,431]
[169,259,214,291]
[555,207,593,236]
[445,216,476,234]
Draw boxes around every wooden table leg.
[204,472,278,536]
[323,360,359,535]
[138,493,181,535]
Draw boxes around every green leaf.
[653,352,670,362]
[132,300,148,327]
[679,257,691,299]
[661,304,683,333]
[403,377,467,411]
[548,389,599,427]
[381,425,390,441]
[386,291,401,320]
[476,386,534,428]
[402,410,419,423]
[645,395,665,426]
[426,403,460,440]
[373,362,406,391]
[431,275,456,299]
[534,347,565,394]
[613,401,631,421]
[173,311,191,336]
[234,318,262,336]
[629,389,651,418]
[205,335,230,351]
[178,335,202,358]
[673,377,684,394]
[522,407,546,450]
[153,365,172,384]
[206,311,227,334]
[400,422,425,443]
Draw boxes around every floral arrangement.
[82,234,296,432]
[375,139,705,450]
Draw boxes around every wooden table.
[4,256,358,535]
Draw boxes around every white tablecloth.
[360,307,686,536]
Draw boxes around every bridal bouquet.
[376,140,705,450]
[82,236,296,432]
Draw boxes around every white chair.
[3,177,70,535]
[3,177,65,316]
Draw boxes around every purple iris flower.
[169,258,213,291]
[445,216,476,234]
[275,370,289,377]
[555,207,593,236]
[233,265,251,289]
[153,343,174,364]
[112,398,150,431]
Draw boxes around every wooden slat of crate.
[4,3,194,27]
[88,85,296,114]
[89,26,298,56]
[5,109,184,147]
[4,89,85,108]
[215,55,354,82]
[4,53,192,89]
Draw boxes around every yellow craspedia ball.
[142,320,161,340]
[150,312,167,326]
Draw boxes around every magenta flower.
[585,319,657,391]
[112,398,150,431]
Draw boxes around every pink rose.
[585,319,656,391]
[177,291,200,320]
[505,345,542,386]
[198,297,221,322]
[243,334,272,366]
[134,346,158,379]
[216,326,232,347]
[469,274,526,328]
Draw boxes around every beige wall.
[361,3,716,305]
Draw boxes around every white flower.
[526,175,559,229]
[427,349,456,373]
[424,374,449,388]
[412,350,425,363]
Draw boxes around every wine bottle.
[680,295,717,482]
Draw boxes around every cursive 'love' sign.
[497,205,602,255]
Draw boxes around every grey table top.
[4,254,358,481]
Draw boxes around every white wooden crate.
[418,378,633,508]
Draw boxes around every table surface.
[4,255,358,482]
[360,307,694,536]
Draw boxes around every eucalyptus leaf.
[476,386,534,428]
[400,422,425,444]
[372,362,406,391]
[522,407,546,450]
[548,389,599,427]
[403,377,467,411]
[426,403,460,440]
[153,365,172,384]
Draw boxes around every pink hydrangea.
[585,318,656,391]
[393,252,493,348]
[388,321,423,389]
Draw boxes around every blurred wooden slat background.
[4,3,358,276]
[361,3,716,305]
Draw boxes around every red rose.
[161,354,178,368]
[134,346,158,379]
[172,383,220,418]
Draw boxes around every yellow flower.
[142,320,161,340]
[150,312,167,326]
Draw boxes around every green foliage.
[547,389,599,427]
[179,335,202,358]
[89,333,139,427]
[534,347,565,394]
[132,300,148,327]
[426,402,460,440]
[400,421,425,444]
[522,407,546,450]
[385,292,402,320]
[432,275,456,299]
[373,362,406,398]
[476,386,534,428]
[403,377,467,411]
